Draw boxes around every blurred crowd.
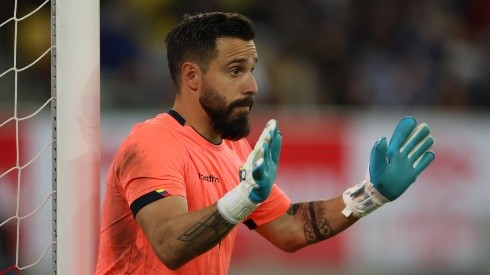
[100,0,490,110]
[1,0,490,111]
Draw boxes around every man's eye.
[230,68,240,75]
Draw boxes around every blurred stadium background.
[1,0,490,274]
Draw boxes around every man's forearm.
[150,205,236,270]
[177,209,234,251]
[287,196,358,245]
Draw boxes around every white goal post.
[52,0,100,274]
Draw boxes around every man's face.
[199,37,258,141]
[199,79,254,140]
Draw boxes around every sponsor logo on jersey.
[198,172,220,183]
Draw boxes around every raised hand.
[342,116,435,218]
[369,116,435,201]
[246,119,282,203]
[218,119,282,223]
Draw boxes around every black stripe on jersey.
[243,218,257,230]
[168,109,186,126]
[130,191,168,218]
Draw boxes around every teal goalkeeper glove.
[342,116,435,218]
[248,119,282,203]
[217,119,282,224]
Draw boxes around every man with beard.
[95,12,436,275]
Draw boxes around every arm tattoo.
[287,201,336,244]
[177,210,235,254]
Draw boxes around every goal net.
[0,0,100,274]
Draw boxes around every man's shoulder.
[114,113,187,165]
[118,113,184,152]
[130,113,181,137]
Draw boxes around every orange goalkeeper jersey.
[95,110,291,275]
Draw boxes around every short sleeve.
[113,124,188,209]
[243,184,291,229]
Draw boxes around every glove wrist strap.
[217,182,259,224]
[342,179,390,218]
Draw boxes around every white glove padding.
[341,172,390,218]
[217,119,282,224]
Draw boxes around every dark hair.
[164,12,255,88]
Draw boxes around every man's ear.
[182,62,200,91]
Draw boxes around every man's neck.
[172,100,222,144]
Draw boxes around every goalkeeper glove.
[342,116,435,218]
[217,119,282,224]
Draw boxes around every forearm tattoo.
[287,201,336,244]
[177,210,235,254]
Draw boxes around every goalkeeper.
[95,12,435,275]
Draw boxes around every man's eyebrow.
[227,56,258,65]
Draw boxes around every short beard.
[199,84,253,141]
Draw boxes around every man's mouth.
[235,106,251,112]
[231,98,254,110]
